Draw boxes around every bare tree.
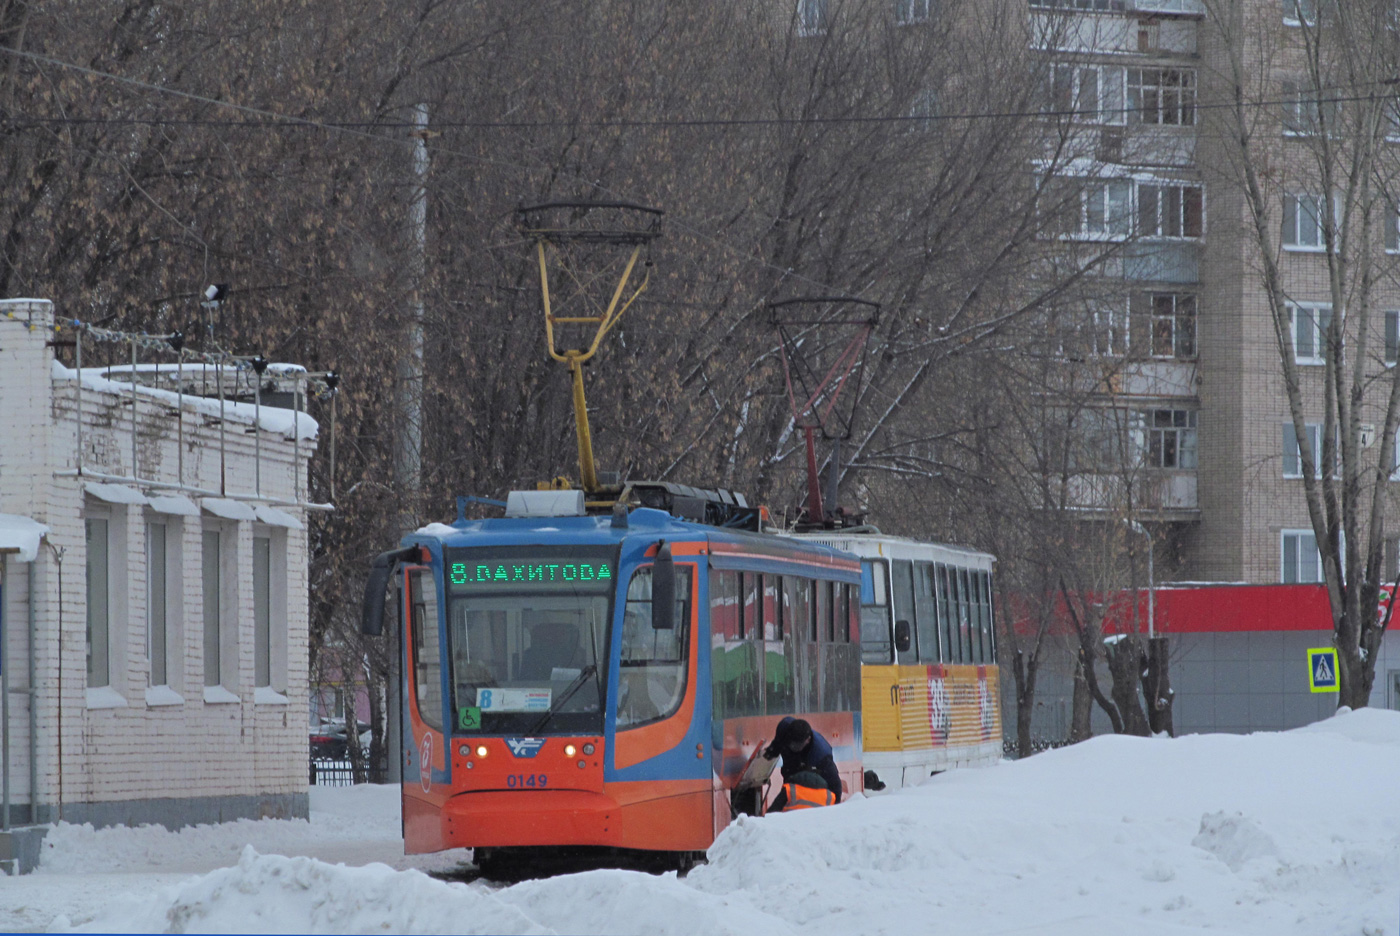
[1202,0,1400,708]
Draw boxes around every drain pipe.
[2,554,10,831]
[27,553,35,826]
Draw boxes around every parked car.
[309,720,370,760]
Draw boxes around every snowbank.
[26,711,1400,935]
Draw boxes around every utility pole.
[388,103,429,784]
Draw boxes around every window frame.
[1126,67,1197,126]
[1281,528,1322,583]
[1288,302,1332,365]
[1282,194,1330,251]
[894,0,930,25]
[1137,182,1204,239]
[1282,421,1336,479]
[86,512,112,690]
[1133,409,1198,469]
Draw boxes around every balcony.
[1064,470,1199,519]
[1031,10,1198,55]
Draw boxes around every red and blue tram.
[361,493,863,869]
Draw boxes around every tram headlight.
[582,743,595,755]
[475,745,489,758]
[459,744,470,757]
[564,744,577,757]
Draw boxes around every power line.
[1,46,1395,132]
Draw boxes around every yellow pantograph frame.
[533,238,652,494]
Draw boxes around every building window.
[1281,79,1338,136]
[1134,292,1197,358]
[1386,311,1398,365]
[147,520,169,687]
[1281,529,1322,583]
[1138,183,1203,238]
[1282,194,1328,249]
[1282,0,1318,26]
[1385,208,1399,253]
[797,0,827,34]
[202,529,223,688]
[895,0,930,24]
[1288,303,1332,364]
[1085,179,1133,237]
[1135,409,1197,469]
[87,517,110,689]
[1030,0,1126,9]
[1127,68,1196,125]
[1283,421,1331,478]
[254,535,271,689]
[1046,64,1124,125]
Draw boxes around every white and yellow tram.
[792,533,1001,788]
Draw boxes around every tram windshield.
[443,547,616,735]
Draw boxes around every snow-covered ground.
[4,709,1398,935]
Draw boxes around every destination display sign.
[446,557,615,592]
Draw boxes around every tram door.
[402,566,449,852]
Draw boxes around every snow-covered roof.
[414,522,459,538]
[52,360,318,441]
[0,513,47,561]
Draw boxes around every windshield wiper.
[528,664,598,734]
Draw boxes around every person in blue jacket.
[764,717,842,812]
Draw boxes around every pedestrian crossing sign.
[1307,647,1339,693]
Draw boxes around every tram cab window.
[618,565,691,728]
[410,570,443,730]
[443,547,613,735]
[859,560,893,664]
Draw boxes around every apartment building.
[1020,0,1400,735]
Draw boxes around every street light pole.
[1127,518,1154,639]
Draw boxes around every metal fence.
[310,757,368,786]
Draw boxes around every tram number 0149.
[506,774,548,789]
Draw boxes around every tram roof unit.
[787,529,994,570]
[404,495,861,573]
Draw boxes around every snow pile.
[30,710,1400,935]
[0,512,47,561]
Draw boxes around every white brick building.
[0,298,318,840]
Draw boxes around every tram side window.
[410,570,443,731]
[765,576,796,714]
[719,569,763,718]
[859,560,892,664]
[814,579,829,643]
[846,584,859,644]
[619,565,692,728]
[789,577,818,712]
[741,572,759,640]
[936,565,954,663]
[958,568,975,664]
[979,571,996,663]
[709,569,739,723]
[914,563,939,663]
[891,560,918,661]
